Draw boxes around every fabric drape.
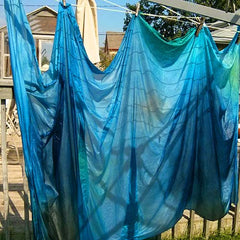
[4,0,240,239]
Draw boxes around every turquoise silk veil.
[4,0,240,239]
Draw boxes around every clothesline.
[160,5,198,24]
[2,0,233,34]
[101,0,130,12]
[0,0,233,33]
[53,0,199,22]
[0,4,121,7]
[99,0,240,33]
[142,11,239,33]
[207,24,239,33]
[101,0,197,24]
[141,12,198,23]
[53,0,240,34]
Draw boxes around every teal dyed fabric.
[4,0,240,239]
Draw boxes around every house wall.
[28,10,57,34]
[0,30,7,80]
[0,31,2,79]
[0,29,12,79]
[0,7,57,79]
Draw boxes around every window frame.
[33,35,54,72]
[1,33,54,79]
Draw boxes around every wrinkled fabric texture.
[4,0,240,239]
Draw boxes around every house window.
[3,36,12,78]
[35,39,53,72]
[2,35,54,78]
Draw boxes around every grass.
[146,233,240,240]
[0,231,32,240]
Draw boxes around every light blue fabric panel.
[4,0,240,239]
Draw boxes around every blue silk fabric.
[4,0,240,239]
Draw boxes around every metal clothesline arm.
[149,0,240,25]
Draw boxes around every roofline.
[107,48,120,51]
[27,5,57,16]
[0,5,57,31]
[106,32,125,35]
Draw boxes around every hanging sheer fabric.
[4,0,240,239]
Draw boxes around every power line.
[0,4,125,7]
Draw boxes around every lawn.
[147,234,240,240]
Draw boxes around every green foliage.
[41,56,49,66]
[99,49,115,71]
[194,0,240,12]
[123,0,240,40]
[124,0,194,40]
[0,231,28,240]
[209,233,240,240]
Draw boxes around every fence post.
[157,233,161,240]
[232,146,240,235]
[22,157,31,240]
[171,225,175,239]
[217,219,222,235]
[1,99,9,240]
[203,219,210,239]
[188,210,195,239]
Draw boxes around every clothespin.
[237,36,240,45]
[62,0,66,6]
[136,3,140,16]
[195,17,205,37]
[236,28,240,44]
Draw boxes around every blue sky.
[0,0,138,45]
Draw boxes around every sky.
[0,0,138,46]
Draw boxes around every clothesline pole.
[1,99,9,240]
[149,0,240,25]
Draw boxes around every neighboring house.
[0,6,57,80]
[104,31,125,55]
[208,21,237,50]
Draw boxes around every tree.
[99,49,115,70]
[123,0,240,40]
[41,56,50,66]
[194,0,240,11]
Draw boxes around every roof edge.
[0,5,57,31]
